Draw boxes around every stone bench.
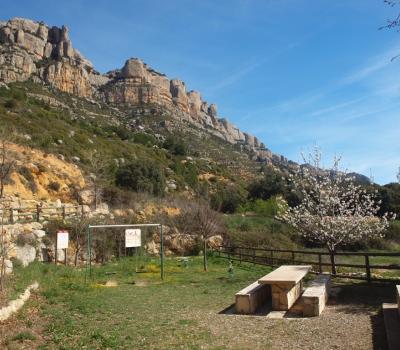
[301,274,331,317]
[396,285,400,316]
[235,281,271,314]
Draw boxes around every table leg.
[271,281,302,311]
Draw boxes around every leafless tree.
[0,133,16,199]
[86,150,110,210]
[381,1,400,30]
[172,199,225,239]
[171,198,225,271]
[379,1,400,60]
[0,201,11,291]
[70,215,91,266]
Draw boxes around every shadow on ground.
[331,282,395,350]
[219,301,273,316]
[219,282,396,349]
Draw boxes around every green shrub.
[385,220,400,242]
[48,181,61,191]
[37,163,47,173]
[248,168,300,206]
[12,331,37,342]
[4,99,17,109]
[112,126,131,140]
[133,132,156,146]
[115,159,165,196]
[18,166,38,193]
[172,160,198,188]
[239,197,280,217]
[163,135,187,156]
[211,184,247,213]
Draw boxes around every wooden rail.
[211,245,400,283]
[0,204,85,224]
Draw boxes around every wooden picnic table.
[258,265,311,311]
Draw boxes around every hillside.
[0,17,303,203]
[0,17,278,156]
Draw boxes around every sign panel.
[125,229,141,247]
[57,231,69,249]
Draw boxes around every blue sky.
[2,0,400,184]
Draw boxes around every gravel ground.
[191,282,394,350]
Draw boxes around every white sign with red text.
[57,231,69,249]
[125,229,141,247]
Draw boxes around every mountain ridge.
[0,17,293,168]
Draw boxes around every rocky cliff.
[0,17,285,165]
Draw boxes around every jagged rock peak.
[0,17,92,68]
[0,17,285,164]
[120,58,146,79]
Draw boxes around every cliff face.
[0,17,283,164]
[0,18,93,97]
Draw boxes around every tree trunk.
[329,249,337,275]
[203,238,208,272]
[0,181,4,199]
[74,247,80,267]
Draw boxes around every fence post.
[253,249,256,265]
[291,251,295,264]
[271,251,274,268]
[239,249,242,265]
[9,208,14,224]
[318,253,322,273]
[36,204,41,222]
[365,255,371,283]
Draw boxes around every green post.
[88,226,92,278]
[160,224,164,280]
[203,238,208,271]
[85,225,90,283]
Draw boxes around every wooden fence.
[0,204,85,224]
[211,245,400,283]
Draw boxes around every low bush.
[239,197,280,217]
[163,135,187,156]
[115,159,165,197]
[15,233,37,247]
[18,166,38,193]
[48,181,61,191]
[3,99,17,109]
[211,184,247,213]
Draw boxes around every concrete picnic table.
[258,265,311,311]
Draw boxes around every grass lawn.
[0,256,395,349]
[1,256,272,349]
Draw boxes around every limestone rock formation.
[0,17,95,97]
[0,17,284,164]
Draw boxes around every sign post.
[56,230,69,266]
[125,228,141,271]
[125,229,141,248]
[86,224,163,282]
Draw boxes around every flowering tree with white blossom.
[278,149,395,274]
